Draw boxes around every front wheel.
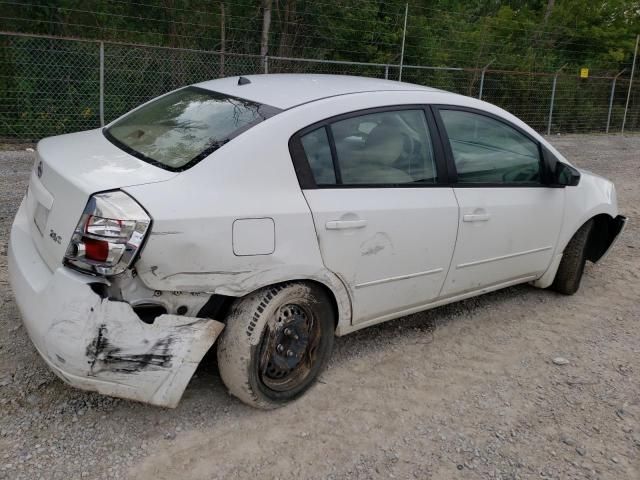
[217,282,335,409]
[551,220,594,295]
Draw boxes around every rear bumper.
[8,198,223,408]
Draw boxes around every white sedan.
[8,74,626,409]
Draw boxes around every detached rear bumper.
[8,199,224,408]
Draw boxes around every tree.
[261,0,273,57]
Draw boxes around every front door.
[292,107,459,324]
[434,107,564,296]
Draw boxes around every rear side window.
[299,109,437,186]
[105,87,280,171]
[440,109,541,184]
[300,127,336,185]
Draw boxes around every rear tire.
[551,220,594,295]
[217,282,335,409]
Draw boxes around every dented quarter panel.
[9,207,224,407]
[122,96,370,330]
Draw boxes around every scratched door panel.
[304,188,458,324]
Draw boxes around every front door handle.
[463,213,490,222]
[325,219,368,230]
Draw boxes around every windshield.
[104,86,280,171]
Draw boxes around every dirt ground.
[0,134,638,480]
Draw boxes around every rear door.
[290,106,458,325]
[433,106,564,296]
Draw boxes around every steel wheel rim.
[258,303,321,392]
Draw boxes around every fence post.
[99,41,104,127]
[398,3,408,82]
[478,59,494,100]
[547,63,567,135]
[263,55,269,74]
[606,69,626,134]
[384,64,389,79]
[622,34,639,134]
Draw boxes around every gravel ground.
[1,134,639,480]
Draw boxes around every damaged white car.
[9,74,626,409]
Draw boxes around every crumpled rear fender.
[9,197,224,408]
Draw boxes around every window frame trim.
[430,104,552,188]
[288,104,450,189]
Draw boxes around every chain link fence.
[103,43,263,123]
[0,34,101,138]
[0,32,639,141]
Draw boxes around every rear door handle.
[463,213,490,222]
[325,219,368,230]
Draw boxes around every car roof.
[190,74,567,165]
[194,74,439,110]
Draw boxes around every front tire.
[217,282,335,409]
[551,220,594,295]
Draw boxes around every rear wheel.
[217,282,335,409]
[551,220,594,295]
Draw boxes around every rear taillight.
[64,191,151,276]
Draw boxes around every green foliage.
[1,0,639,139]
[1,0,638,71]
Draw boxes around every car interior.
[302,110,438,185]
[301,108,543,186]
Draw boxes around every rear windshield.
[104,86,280,171]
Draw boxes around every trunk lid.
[26,128,176,272]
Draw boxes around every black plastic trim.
[428,105,456,184]
[324,124,343,184]
[133,304,168,325]
[542,146,581,187]
[197,294,235,321]
[587,215,627,263]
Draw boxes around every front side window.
[440,109,541,184]
[299,109,437,186]
[105,87,280,171]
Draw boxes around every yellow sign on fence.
[580,68,589,78]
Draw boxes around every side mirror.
[542,147,580,187]
[553,162,581,187]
